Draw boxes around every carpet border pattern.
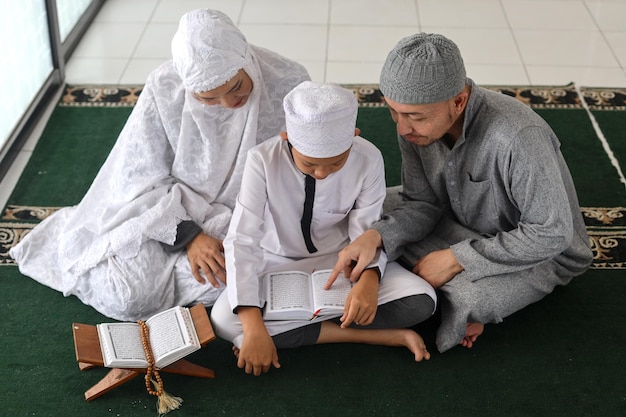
[58,84,626,110]
[2,205,625,269]
[5,84,624,268]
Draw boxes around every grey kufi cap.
[284,81,357,158]
[380,33,466,104]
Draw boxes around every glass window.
[56,0,93,42]
[0,0,54,151]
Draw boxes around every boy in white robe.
[210,81,437,376]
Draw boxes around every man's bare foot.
[460,322,484,348]
[393,329,431,361]
[232,345,240,358]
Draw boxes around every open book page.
[145,306,201,368]
[264,271,314,320]
[97,306,200,369]
[311,270,352,316]
[97,322,147,368]
[263,269,352,320]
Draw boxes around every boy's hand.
[186,232,226,286]
[238,330,280,376]
[326,229,382,289]
[340,269,379,328]
[237,307,281,376]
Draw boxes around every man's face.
[384,96,458,146]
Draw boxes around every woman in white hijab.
[10,9,310,321]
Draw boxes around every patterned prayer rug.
[2,84,625,268]
[56,83,626,109]
[3,204,625,268]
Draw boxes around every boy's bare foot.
[392,329,431,361]
[317,322,431,361]
[407,330,431,362]
[460,322,484,348]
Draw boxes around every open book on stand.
[96,306,200,369]
[262,269,352,321]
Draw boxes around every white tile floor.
[2,0,626,208]
[65,0,626,87]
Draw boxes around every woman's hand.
[185,232,226,286]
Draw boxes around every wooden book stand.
[72,304,216,401]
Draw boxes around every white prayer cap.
[284,81,357,158]
[171,9,249,93]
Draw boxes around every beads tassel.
[139,320,183,415]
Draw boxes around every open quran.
[96,306,200,368]
[263,269,352,321]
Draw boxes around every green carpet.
[7,106,131,206]
[1,85,625,417]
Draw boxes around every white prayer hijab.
[13,7,308,274]
[171,9,249,93]
[166,8,272,232]
[9,7,310,321]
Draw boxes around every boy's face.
[291,146,351,180]
[281,131,350,180]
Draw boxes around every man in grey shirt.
[329,33,593,353]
